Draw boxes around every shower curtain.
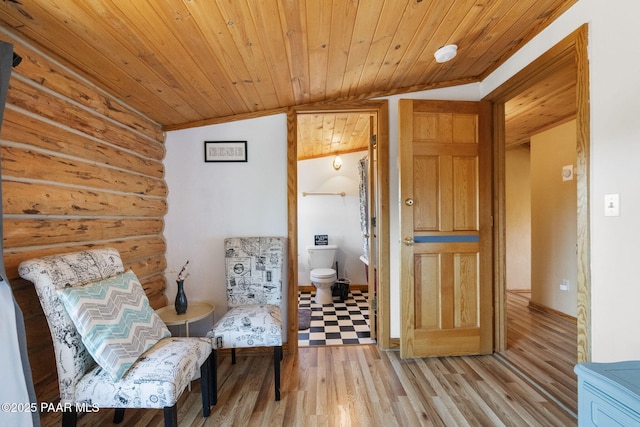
[358,155,369,261]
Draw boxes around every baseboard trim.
[527,300,577,324]
[386,338,400,349]
[298,284,369,293]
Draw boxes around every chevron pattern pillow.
[58,270,171,381]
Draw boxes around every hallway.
[499,291,578,415]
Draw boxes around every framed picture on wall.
[204,141,247,162]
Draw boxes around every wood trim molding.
[575,24,592,364]
[492,101,507,352]
[286,107,299,355]
[288,100,391,351]
[484,24,591,361]
[528,300,578,325]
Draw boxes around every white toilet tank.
[307,245,337,269]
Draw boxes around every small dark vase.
[175,280,188,315]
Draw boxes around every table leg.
[185,320,191,391]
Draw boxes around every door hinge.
[371,217,376,227]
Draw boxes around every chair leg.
[211,349,218,406]
[113,408,125,423]
[163,404,178,427]
[231,347,236,364]
[200,353,211,417]
[62,408,77,427]
[274,345,282,401]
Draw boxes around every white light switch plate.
[604,193,620,216]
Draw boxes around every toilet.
[307,245,338,305]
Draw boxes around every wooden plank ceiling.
[297,112,373,161]
[0,0,578,155]
[505,55,577,149]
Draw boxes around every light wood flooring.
[499,290,578,416]
[41,292,578,426]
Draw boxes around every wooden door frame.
[484,25,591,362]
[286,101,391,353]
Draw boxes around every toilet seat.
[310,268,336,281]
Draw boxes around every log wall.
[0,27,168,404]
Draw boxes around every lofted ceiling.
[297,112,374,161]
[0,1,577,156]
[297,58,577,160]
[505,55,577,149]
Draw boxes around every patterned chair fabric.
[18,248,213,426]
[210,303,282,349]
[225,236,283,307]
[209,237,285,349]
[74,337,210,408]
[206,237,285,402]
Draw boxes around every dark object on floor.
[298,308,312,330]
[332,279,350,302]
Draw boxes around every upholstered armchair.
[207,237,285,403]
[18,248,213,427]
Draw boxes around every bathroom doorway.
[287,101,390,350]
[297,147,374,346]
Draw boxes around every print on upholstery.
[224,237,284,307]
[207,237,285,402]
[18,248,213,420]
[208,237,285,349]
[58,270,171,381]
[209,304,282,349]
[74,337,210,408]
[19,248,124,402]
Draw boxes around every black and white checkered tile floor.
[298,289,375,346]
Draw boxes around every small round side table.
[156,302,215,337]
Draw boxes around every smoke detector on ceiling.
[434,44,458,63]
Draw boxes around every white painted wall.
[164,114,288,337]
[297,151,368,286]
[506,147,531,291]
[530,121,577,317]
[164,0,640,361]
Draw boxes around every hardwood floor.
[41,292,577,426]
[499,290,578,416]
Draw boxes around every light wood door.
[399,99,492,359]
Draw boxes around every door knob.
[403,237,414,246]
[405,198,414,206]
